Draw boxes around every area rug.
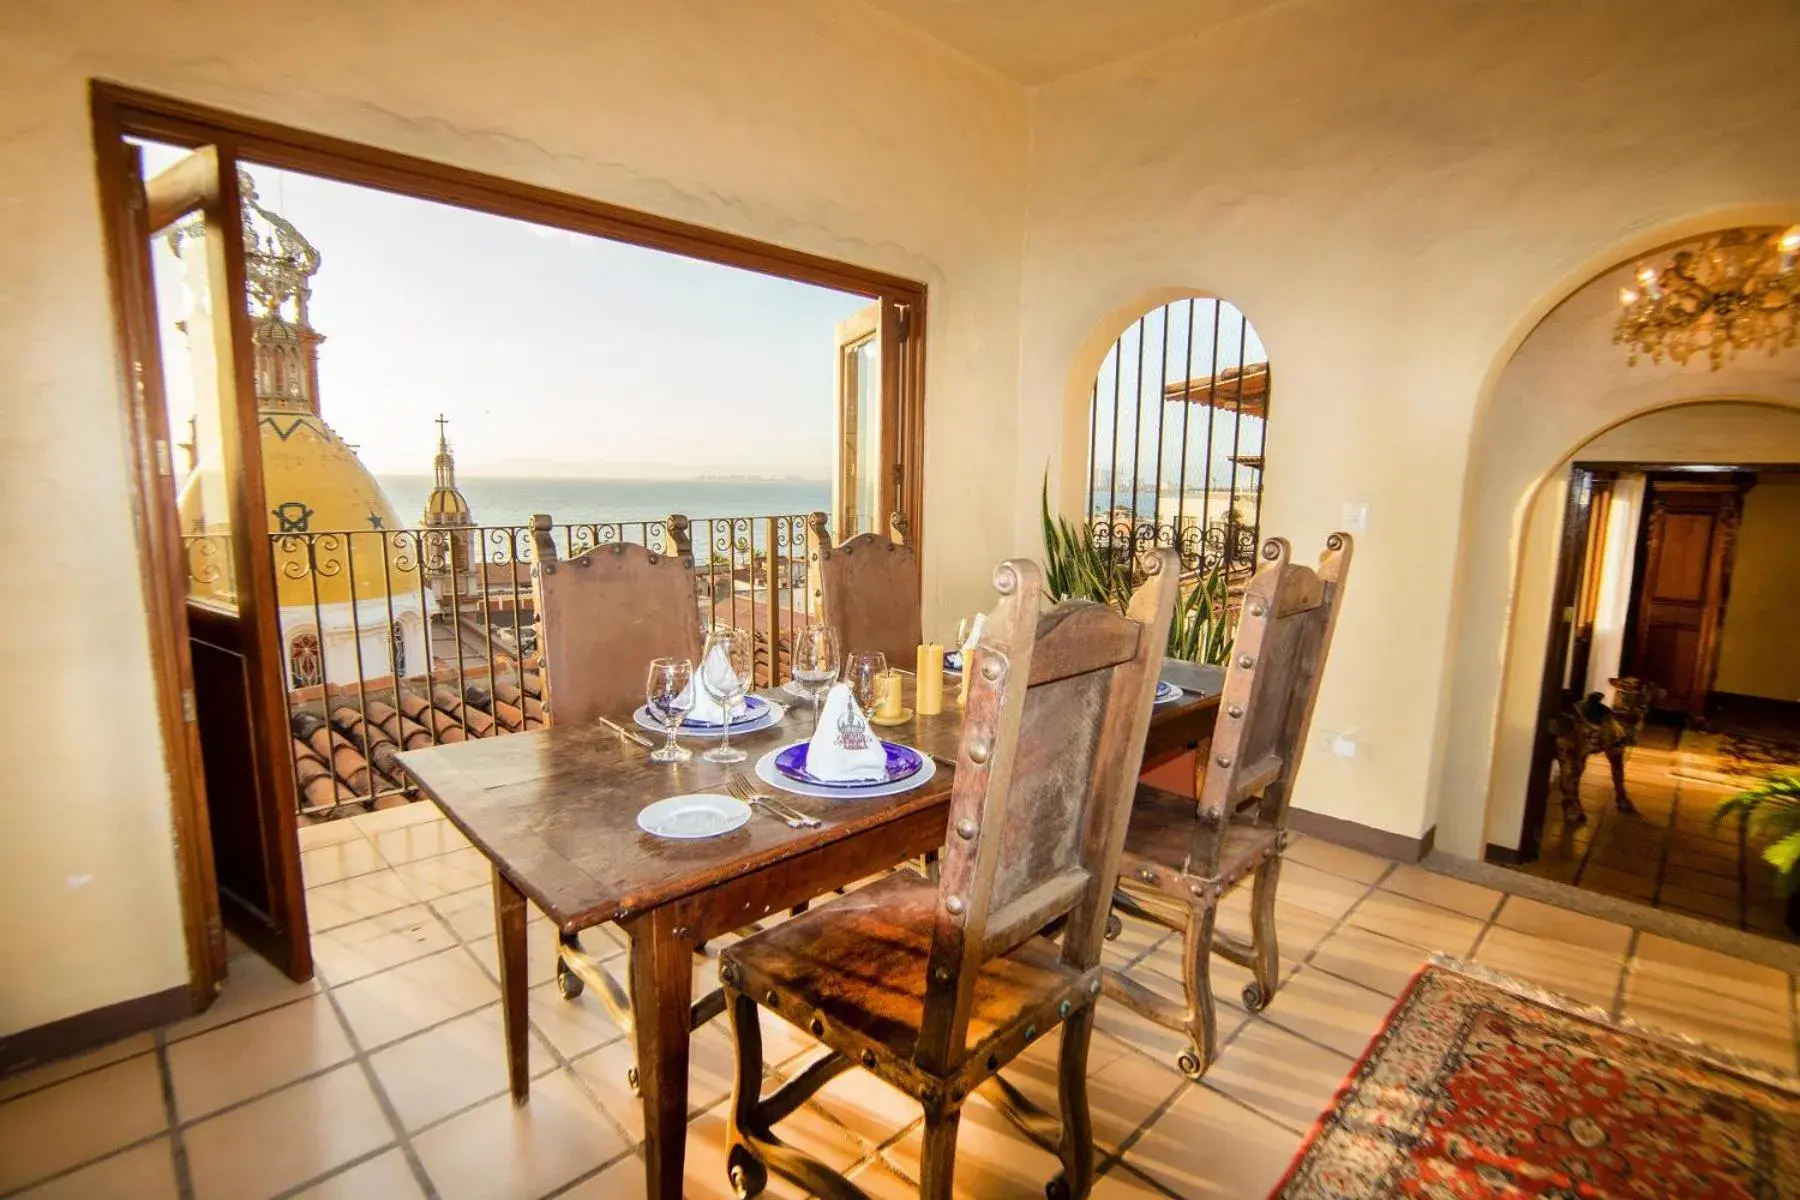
[1675,729,1800,789]
[1270,960,1800,1199]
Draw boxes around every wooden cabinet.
[1626,481,1745,720]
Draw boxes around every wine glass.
[845,650,888,716]
[790,624,841,735]
[645,657,695,764]
[699,627,753,765]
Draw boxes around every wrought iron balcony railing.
[183,513,820,815]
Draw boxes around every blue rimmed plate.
[632,696,784,739]
[1154,680,1183,705]
[943,650,964,674]
[773,740,924,789]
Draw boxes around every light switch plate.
[1340,502,1370,533]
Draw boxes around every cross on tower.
[435,412,450,446]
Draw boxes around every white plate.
[636,793,751,839]
[753,744,938,801]
[1153,679,1184,706]
[633,703,785,738]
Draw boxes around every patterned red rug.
[1272,962,1800,1199]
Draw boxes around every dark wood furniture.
[807,510,923,669]
[396,659,1217,1199]
[1104,534,1353,1079]
[718,551,1181,1200]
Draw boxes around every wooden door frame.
[89,81,931,1004]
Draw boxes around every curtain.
[1584,472,1646,701]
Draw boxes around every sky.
[139,141,869,479]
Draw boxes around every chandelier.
[1614,225,1800,370]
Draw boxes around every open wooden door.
[109,141,312,986]
[1626,479,1746,721]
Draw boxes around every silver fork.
[724,777,807,828]
[727,773,821,828]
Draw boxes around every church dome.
[180,413,419,609]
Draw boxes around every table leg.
[492,867,530,1103]
[629,907,693,1200]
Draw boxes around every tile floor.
[1512,725,1795,939]
[3,801,1797,1199]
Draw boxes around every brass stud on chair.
[981,656,1002,681]
[1248,602,1266,618]
[968,739,991,764]
[1238,654,1255,670]
[1226,703,1244,719]
[861,1049,877,1068]
[944,895,966,915]
[1216,753,1234,768]
[1088,979,1102,996]
[955,818,977,840]
[1059,1000,1071,1017]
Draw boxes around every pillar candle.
[915,644,944,715]
[877,670,905,720]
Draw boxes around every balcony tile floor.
[3,807,1796,1199]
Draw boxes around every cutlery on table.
[599,716,655,748]
[726,774,821,828]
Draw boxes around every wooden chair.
[529,512,716,1064]
[1103,534,1352,1080]
[807,510,922,668]
[718,549,1181,1200]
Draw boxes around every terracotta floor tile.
[427,885,499,942]
[1282,838,1390,885]
[1658,883,1740,922]
[370,818,472,866]
[291,1149,426,1199]
[1378,866,1502,920]
[349,800,443,833]
[296,818,367,851]
[168,992,353,1120]
[1122,1081,1299,1198]
[370,1005,555,1131]
[1621,938,1796,1070]
[305,869,423,933]
[310,904,456,985]
[301,837,387,888]
[331,946,499,1050]
[183,1064,392,1200]
[1257,966,1398,1058]
[1273,862,1369,921]
[1095,964,1250,1068]
[529,980,625,1059]
[468,920,562,989]
[410,1068,629,1200]
[992,1027,1173,1154]
[1631,933,1790,997]
[570,1023,739,1141]
[1306,924,1431,997]
[13,1139,178,1200]
[1575,864,1656,901]
[809,1059,932,1148]
[1204,1019,1351,1133]
[392,847,493,902]
[0,1052,169,1194]
[843,1156,930,1199]
[1344,890,1485,955]
[0,1033,156,1104]
[1492,896,1632,955]
[167,948,322,1043]
[1473,926,1624,1011]
[883,1091,1065,1196]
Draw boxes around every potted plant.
[1712,770,1800,935]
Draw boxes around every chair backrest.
[529,513,703,726]
[1191,534,1353,869]
[807,510,922,668]
[915,549,1180,1074]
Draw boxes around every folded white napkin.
[806,683,888,782]
[680,641,747,725]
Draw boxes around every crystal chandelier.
[1614,225,1800,369]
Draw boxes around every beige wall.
[1020,0,1800,848]
[1717,475,1800,702]
[0,0,1027,1035]
[1481,406,1800,851]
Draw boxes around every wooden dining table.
[396,670,1219,1199]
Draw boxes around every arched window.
[288,631,322,688]
[1085,297,1269,577]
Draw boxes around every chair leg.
[1048,1005,1097,1200]
[918,1106,963,1200]
[1178,902,1218,1080]
[724,991,770,1199]
[1243,855,1281,1013]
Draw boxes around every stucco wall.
[1483,405,1800,852]
[1717,474,1800,702]
[0,0,1027,1035]
[1020,0,1800,852]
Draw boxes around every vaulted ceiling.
[856,0,1292,84]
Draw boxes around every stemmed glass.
[846,650,888,716]
[699,627,753,765]
[645,657,695,764]
[790,624,841,735]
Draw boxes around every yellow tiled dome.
[180,413,420,608]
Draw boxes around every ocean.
[376,475,831,529]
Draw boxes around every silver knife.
[598,716,655,748]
